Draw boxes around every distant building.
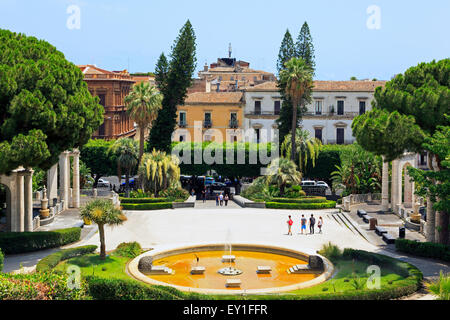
[79,65,136,140]
[243,80,387,145]
[130,74,156,87]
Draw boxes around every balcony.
[203,120,212,128]
[229,120,239,128]
[304,111,360,118]
[245,111,279,117]
[178,121,187,128]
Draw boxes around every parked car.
[97,179,110,188]
[316,181,330,189]
[301,180,317,187]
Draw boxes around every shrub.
[36,245,98,273]
[0,271,89,300]
[0,228,81,254]
[120,202,173,210]
[318,242,342,262]
[426,271,450,300]
[0,248,3,272]
[271,197,327,204]
[113,242,142,258]
[265,201,336,210]
[395,239,450,262]
[284,185,307,198]
[120,197,168,204]
[159,187,190,202]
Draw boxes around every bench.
[382,233,396,244]
[363,215,373,223]
[222,255,235,263]
[375,226,387,236]
[225,279,241,288]
[257,266,272,274]
[357,209,367,218]
[190,266,205,275]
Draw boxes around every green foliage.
[109,138,139,196]
[80,199,126,227]
[0,248,3,272]
[32,167,46,192]
[296,22,316,72]
[304,144,341,184]
[276,29,296,77]
[395,239,450,261]
[159,186,189,202]
[0,29,104,174]
[265,201,336,210]
[317,242,342,262]
[0,227,81,254]
[112,242,142,259]
[265,157,302,195]
[120,202,173,210]
[281,128,322,173]
[36,245,98,273]
[0,271,89,300]
[426,271,450,300]
[120,197,168,204]
[271,196,326,203]
[80,139,116,186]
[149,20,197,152]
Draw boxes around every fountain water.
[218,229,242,276]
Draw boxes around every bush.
[113,242,142,258]
[265,201,336,210]
[283,185,307,198]
[426,271,450,300]
[159,187,190,202]
[36,245,98,273]
[120,197,168,204]
[121,202,173,210]
[395,239,450,262]
[0,271,89,300]
[0,248,3,272]
[0,228,81,254]
[271,197,327,204]
[318,242,342,262]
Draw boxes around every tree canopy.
[0,29,104,174]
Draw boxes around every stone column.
[403,169,413,208]
[24,169,34,231]
[381,158,389,210]
[16,171,25,232]
[391,160,398,214]
[59,151,70,210]
[72,150,80,208]
[47,163,58,201]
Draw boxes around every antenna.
[228,43,232,58]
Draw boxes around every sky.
[0,0,449,80]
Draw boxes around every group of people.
[287,214,323,236]
[216,193,229,206]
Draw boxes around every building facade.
[242,80,387,144]
[79,65,136,140]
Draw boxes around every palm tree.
[265,158,302,196]
[279,58,314,162]
[124,82,162,161]
[138,149,180,197]
[109,138,139,197]
[80,199,127,260]
[281,128,322,173]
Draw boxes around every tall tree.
[265,157,302,196]
[154,53,169,93]
[80,139,116,188]
[276,29,296,77]
[109,138,139,197]
[125,82,162,161]
[296,22,316,72]
[279,58,314,162]
[148,20,197,153]
[352,58,450,244]
[0,29,104,174]
[281,128,322,173]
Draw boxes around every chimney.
[203,63,208,72]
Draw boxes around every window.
[254,101,261,115]
[315,128,323,143]
[336,128,345,145]
[359,101,366,115]
[98,123,105,136]
[337,100,344,115]
[230,112,238,128]
[204,112,212,127]
[179,135,185,142]
[179,112,186,126]
[315,100,322,115]
[274,100,281,115]
[98,94,106,107]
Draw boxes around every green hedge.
[112,242,142,258]
[266,201,336,210]
[395,239,450,262]
[271,197,327,204]
[0,248,3,272]
[0,228,81,254]
[36,245,98,273]
[119,197,168,204]
[121,202,173,210]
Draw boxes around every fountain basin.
[128,243,334,295]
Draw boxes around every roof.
[78,65,134,82]
[243,80,387,92]
[184,92,244,104]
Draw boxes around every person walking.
[215,193,219,206]
[300,214,307,235]
[318,216,323,234]
[219,193,224,206]
[309,214,316,234]
[202,189,206,203]
[224,194,229,206]
[287,215,293,236]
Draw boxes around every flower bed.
[119,197,168,204]
[121,202,173,210]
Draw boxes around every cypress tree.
[276,29,295,77]
[148,20,197,152]
[296,22,316,72]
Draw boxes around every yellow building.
[174,92,244,143]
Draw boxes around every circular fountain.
[128,243,334,295]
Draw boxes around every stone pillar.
[72,150,80,208]
[391,160,398,214]
[381,158,389,210]
[47,163,58,201]
[16,171,25,232]
[24,169,34,231]
[403,168,413,208]
[59,151,70,210]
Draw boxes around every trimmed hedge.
[119,197,168,204]
[266,201,336,210]
[395,239,450,262]
[0,228,81,254]
[271,197,327,204]
[36,245,98,273]
[112,242,142,258]
[0,248,3,272]
[121,202,173,210]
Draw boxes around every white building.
[243,80,387,144]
